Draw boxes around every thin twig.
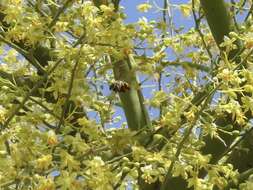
[212,127,253,165]
[231,0,240,31]
[113,168,131,190]
[157,0,168,119]
[230,47,246,63]
[0,35,47,75]
[106,152,132,164]
[48,0,73,29]
[27,0,48,17]
[161,86,218,190]
[192,0,213,62]
[42,120,57,129]
[1,58,63,130]
[234,48,253,70]
[84,62,96,77]
[135,56,210,72]
[244,3,253,22]
[29,97,61,120]
[92,66,106,130]
[167,61,210,72]
[1,30,87,129]
[235,0,247,15]
[158,72,163,118]
[56,48,82,131]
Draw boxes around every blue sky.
[122,0,192,26]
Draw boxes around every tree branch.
[48,0,73,29]
[56,47,81,131]
[1,58,63,130]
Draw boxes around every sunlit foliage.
[0,0,253,190]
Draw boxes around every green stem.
[200,0,233,46]
[92,0,151,131]
[200,0,242,59]
[112,59,150,130]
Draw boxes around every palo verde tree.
[0,0,253,189]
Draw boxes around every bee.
[109,80,130,93]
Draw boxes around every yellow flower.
[184,109,196,123]
[179,4,191,17]
[54,22,69,33]
[11,0,21,4]
[37,178,55,190]
[137,3,152,13]
[0,107,6,123]
[47,130,58,146]
[36,155,52,170]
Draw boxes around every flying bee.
[109,80,131,93]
